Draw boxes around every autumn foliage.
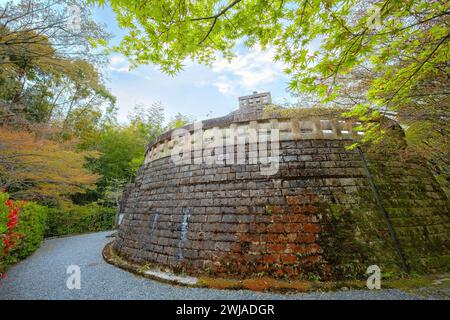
[0,126,100,202]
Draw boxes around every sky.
[91,5,297,124]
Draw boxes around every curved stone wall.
[114,109,449,280]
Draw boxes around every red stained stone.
[286,233,297,242]
[267,223,286,233]
[274,269,285,277]
[284,223,303,233]
[273,206,285,214]
[302,255,321,264]
[272,214,289,223]
[289,214,309,223]
[285,243,302,253]
[260,254,280,264]
[303,223,321,233]
[267,244,286,252]
[303,205,319,214]
[255,264,267,272]
[289,205,303,214]
[297,233,316,243]
[281,254,298,264]
[265,234,289,243]
[304,243,321,254]
[286,196,301,205]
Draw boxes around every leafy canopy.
[92,0,449,191]
[90,0,449,109]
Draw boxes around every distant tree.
[99,177,126,209]
[0,0,115,134]
[167,112,194,130]
[87,103,166,195]
[0,33,115,124]
[87,124,145,184]
[127,101,165,141]
[49,59,116,139]
[1,0,109,66]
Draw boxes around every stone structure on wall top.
[239,91,272,108]
[112,92,449,281]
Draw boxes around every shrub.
[1,194,116,275]
[7,202,48,262]
[0,192,22,276]
[45,203,116,237]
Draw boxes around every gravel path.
[0,231,424,300]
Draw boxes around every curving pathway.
[0,231,425,300]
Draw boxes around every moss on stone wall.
[316,126,449,280]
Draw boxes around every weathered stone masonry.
[114,106,449,280]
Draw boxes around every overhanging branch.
[192,0,243,44]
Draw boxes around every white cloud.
[211,46,285,94]
[109,54,130,72]
[213,76,237,95]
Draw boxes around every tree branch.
[386,32,450,104]
[193,0,243,44]
[191,0,243,22]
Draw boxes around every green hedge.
[45,203,116,237]
[2,200,116,272]
[6,202,48,264]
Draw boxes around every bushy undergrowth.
[45,203,116,237]
[1,191,116,274]
[7,202,48,263]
